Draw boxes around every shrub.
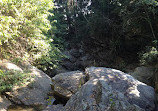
[140,47,158,66]
[0,69,31,94]
[0,0,63,72]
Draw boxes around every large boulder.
[64,67,156,111]
[130,66,154,85]
[52,71,86,99]
[5,66,52,106]
[0,95,12,111]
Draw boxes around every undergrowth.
[0,69,31,94]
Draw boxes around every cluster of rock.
[51,67,157,111]
[0,60,157,111]
[60,49,94,71]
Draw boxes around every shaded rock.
[130,66,154,85]
[64,67,156,111]
[52,71,86,99]
[154,64,158,106]
[61,61,74,70]
[54,66,68,75]
[69,49,80,58]
[42,104,64,111]
[0,95,12,111]
[5,67,52,106]
[7,105,38,111]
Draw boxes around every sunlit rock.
[0,60,23,72]
[64,67,156,111]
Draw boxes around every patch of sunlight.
[111,69,122,73]
[4,63,23,72]
[95,68,103,72]
[22,53,30,61]
[31,68,42,77]
[100,76,108,81]
[128,85,140,97]
[34,53,42,59]
[107,75,114,79]
[92,79,98,85]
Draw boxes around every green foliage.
[47,96,56,105]
[0,69,31,94]
[0,0,64,72]
[140,47,158,65]
[52,0,158,66]
[0,0,53,42]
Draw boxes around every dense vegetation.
[0,69,31,94]
[0,0,63,73]
[52,0,158,67]
[0,0,158,91]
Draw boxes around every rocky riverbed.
[0,60,157,111]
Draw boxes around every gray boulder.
[0,95,12,111]
[130,66,154,85]
[64,67,156,111]
[52,71,86,99]
[5,67,52,106]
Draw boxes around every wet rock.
[64,67,156,111]
[52,71,86,99]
